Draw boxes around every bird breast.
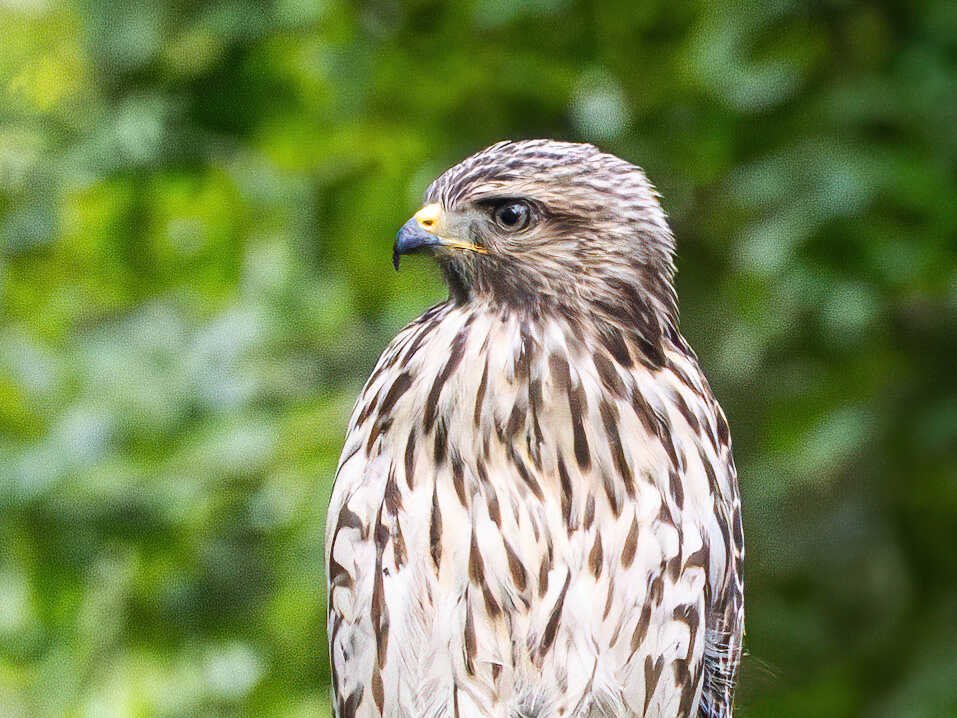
[328,300,726,716]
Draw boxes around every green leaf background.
[1,1,955,716]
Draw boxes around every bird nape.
[326,140,744,718]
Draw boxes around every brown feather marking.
[669,467,685,509]
[631,604,652,654]
[538,555,550,598]
[381,470,408,569]
[557,454,573,530]
[504,541,528,592]
[400,308,443,365]
[365,416,393,455]
[550,352,591,470]
[603,580,616,620]
[598,323,633,368]
[549,352,569,391]
[514,321,532,382]
[700,444,721,495]
[601,470,621,517]
[583,493,596,531]
[539,571,571,658]
[674,604,700,663]
[673,390,701,435]
[340,689,362,718]
[464,600,477,676]
[588,531,603,578]
[487,489,502,527]
[378,371,413,418]
[327,555,352,591]
[667,552,682,581]
[506,401,526,438]
[335,504,363,533]
[657,497,675,527]
[621,515,639,568]
[468,532,485,585]
[673,659,693,718]
[684,542,709,573]
[643,655,664,715]
[383,469,402,516]
[528,376,545,456]
[403,431,416,489]
[371,577,389,671]
[733,505,744,547]
[568,381,591,471]
[507,445,544,499]
[429,484,442,572]
[482,583,502,619]
[716,410,731,447]
[630,386,666,441]
[433,416,448,466]
[473,356,489,427]
[356,388,380,426]
[594,351,626,397]
[392,519,407,569]
[451,453,467,507]
[424,324,469,431]
[662,433,680,472]
[372,667,384,712]
[600,398,636,498]
[371,502,390,659]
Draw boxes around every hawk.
[326,140,744,718]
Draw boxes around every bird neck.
[445,278,681,372]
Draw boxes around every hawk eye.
[492,201,531,231]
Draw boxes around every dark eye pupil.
[497,203,527,228]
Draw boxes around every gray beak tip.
[393,218,439,268]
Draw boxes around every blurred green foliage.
[1,0,955,716]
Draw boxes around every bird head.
[394,140,678,329]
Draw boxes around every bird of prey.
[326,140,744,718]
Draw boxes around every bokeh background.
[1,0,955,716]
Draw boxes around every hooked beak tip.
[393,217,439,269]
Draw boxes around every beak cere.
[392,202,488,270]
